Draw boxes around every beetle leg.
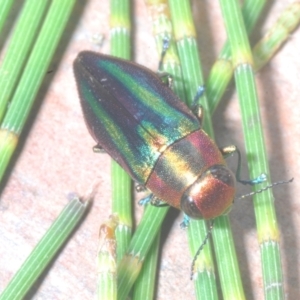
[135,184,147,192]
[158,72,173,88]
[192,85,205,105]
[220,145,267,185]
[138,194,152,206]
[139,193,169,208]
[191,86,206,125]
[157,36,173,88]
[150,195,168,207]
[219,145,237,158]
[93,144,106,153]
[192,104,204,125]
[180,214,190,229]
[158,35,170,72]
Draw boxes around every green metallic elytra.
[74,51,200,183]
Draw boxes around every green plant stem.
[0,0,14,34]
[206,0,266,114]
[0,0,77,182]
[117,206,168,300]
[132,229,160,300]
[253,2,300,70]
[110,0,132,263]
[97,215,118,300]
[145,0,185,99]
[0,0,49,122]
[0,197,88,300]
[218,0,284,299]
[168,0,218,298]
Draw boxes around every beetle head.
[181,165,236,219]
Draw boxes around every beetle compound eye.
[210,165,236,187]
[181,165,236,220]
[181,195,204,219]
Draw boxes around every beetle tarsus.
[158,35,170,72]
[139,194,153,206]
[192,85,205,106]
[239,173,267,185]
[180,214,190,229]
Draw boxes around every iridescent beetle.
[73,51,293,278]
[73,51,250,222]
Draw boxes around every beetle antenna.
[190,219,214,280]
[158,36,170,72]
[190,177,293,280]
[236,177,294,201]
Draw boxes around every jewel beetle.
[73,51,239,221]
